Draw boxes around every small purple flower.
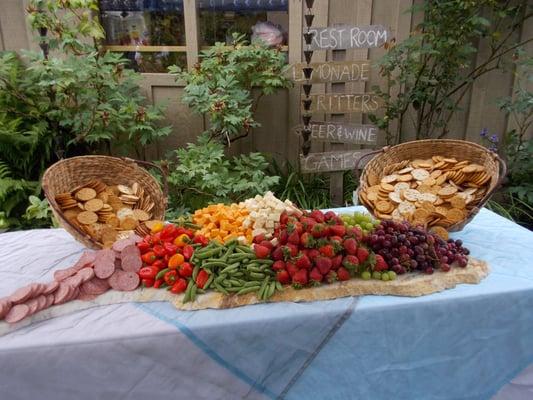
[489,144,498,152]
[490,134,499,143]
[480,128,488,137]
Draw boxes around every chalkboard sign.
[300,150,372,173]
[296,121,379,145]
[288,60,371,83]
[301,93,384,114]
[306,24,389,50]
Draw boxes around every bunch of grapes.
[365,220,470,275]
[340,212,379,234]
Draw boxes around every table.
[1,207,532,400]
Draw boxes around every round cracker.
[133,209,150,221]
[84,198,104,212]
[381,175,398,184]
[75,188,97,201]
[430,226,449,241]
[77,211,98,225]
[411,169,430,181]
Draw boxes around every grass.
[486,194,533,230]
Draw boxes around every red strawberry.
[326,270,337,283]
[324,211,337,222]
[300,232,315,248]
[319,244,335,258]
[271,246,284,261]
[342,255,360,272]
[253,233,266,244]
[254,244,270,259]
[272,260,286,271]
[292,269,308,287]
[374,254,389,272]
[329,224,346,237]
[292,221,303,234]
[309,267,323,284]
[278,229,289,245]
[356,247,370,264]
[310,210,325,223]
[260,240,274,250]
[337,267,351,281]
[286,261,298,277]
[300,217,317,232]
[276,269,290,284]
[307,249,320,261]
[280,211,289,225]
[295,254,312,270]
[287,230,300,245]
[346,226,364,242]
[329,238,344,254]
[286,243,299,257]
[311,223,329,238]
[315,256,333,275]
[343,238,358,255]
[331,254,343,270]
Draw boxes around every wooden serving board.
[0,258,489,335]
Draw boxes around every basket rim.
[42,155,166,249]
[358,138,506,231]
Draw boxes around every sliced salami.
[63,273,83,288]
[0,298,12,319]
[67,287,80,302]
[29,282,46,298]
[77,267,95,283]
[54,267,77,282]
[121,244,141,260]
[109,270,140,292]
[43,280,59,295]
[112,238,136,253]
[53,283,72,305]
[25,297,40,315]
[72,251,96,271]
[121,245,142,273]
[114,258,122,270]
[80,277,110,296]
[5,304,30,324]
[45,293,55,308]
[94,259,115,279]
[35,295,48,312]
[9,285,33,304]
[95,249,115,263]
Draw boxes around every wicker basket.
[42,156,168,249]
[356,139,507,231]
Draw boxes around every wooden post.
[183,0,200,71]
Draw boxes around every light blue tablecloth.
[0,207,532,400]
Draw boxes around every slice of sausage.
[112,238,135,253]
[67,287,80,302]
[43,280,59,295]
[35,295,48,312]
[53,283,72,305]
[94,259,115,279]
[0,298,12,319]
[95,249,115,263]
[54,267,77,282]
[114,258,122,270]
[73,251,96,271]
[9,285,33,304]
[109,270,140,292]
[45,294,55,308]
[25,297,40,315]
[80,277,110,296]
[121,245,142,273]
[5,304,30,324]
[77,267,95,283]
[63,274,83,288]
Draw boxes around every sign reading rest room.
[306,24,389,50]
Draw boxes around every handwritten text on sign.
[300,150,372,173]
[289,60,371,83]
[297,122,379,145]
[307,25,389,50]
[301,93,384,114]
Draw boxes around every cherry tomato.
[137,241,151,254]
[178,262,193,278]
[141,278,155,288]
[163,242,178,256]
[153,279,164,289]
[153,244,166,258]
[170,278,187,294]
[141,251,157,265]
[193,235,209,247]
[139,266,158,280]
[196,269,209,289]
[182,245,194,260]
[160,224,179,242]
[164,270,178,286]
[168,253,185,269]
[152,259,165,270]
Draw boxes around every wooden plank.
[183,0,200,70]
[300,150,370,173]
[296,121,379,144]
[307,24,388,50]
[302,93,384,114]
[288,60,371,83]
[103,45,187,52]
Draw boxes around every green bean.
[237,286,261,295]
[275,281,283,291]
[229,279,241,287]
[214,282,228,295]
[201,261,227,269]
[258,276,269,299]
[246,265,264,273]
[155,268,170,281]
[183,280,194,303]
[226,287,242,292]
[219,263,239,274]
[196,288,205,295]
[255,259,274,265]
[232,272,244,278]
[228,253,251,262]
[267,282,276,298]
[243,281,262,288]
[195,248,221,259]
[190,283,197,301]
[237,245,255,254]
[214,274,227,284]
[204,274,214,290]
[222,279,233,287]
[192,264,200,281]
[249,272,266,279]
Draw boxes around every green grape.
[364,222,374,231]
[381,273,390,281]
[372,271,382,280]
[361,271,371,280]
[387,271,397,280]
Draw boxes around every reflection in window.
[99,1,187,72]
[199,0,289,46]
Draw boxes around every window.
[198,0,289,47]
[99,0,187,73]
[98,0,289,73]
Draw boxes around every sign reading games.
[300,150,372,173]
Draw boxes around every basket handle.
[120,157,169,200]
[354,146,389,182]
[481,151,508,202]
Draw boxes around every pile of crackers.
[360,156,492,239]
[55,179,155,247]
